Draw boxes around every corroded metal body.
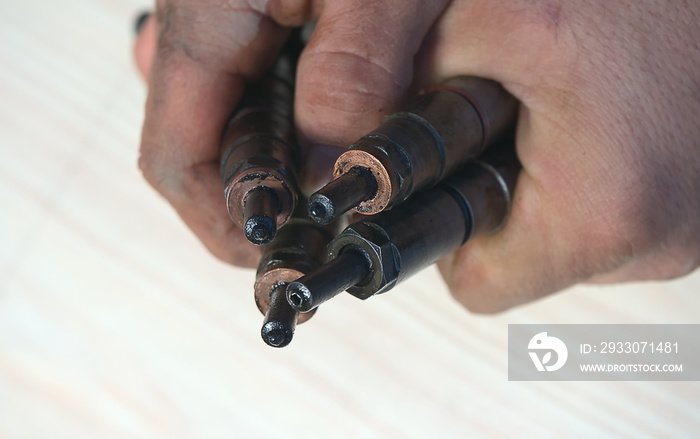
[287,144,521,312]
[220,34,302,244]
[308,76,518,224]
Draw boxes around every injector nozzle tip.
[286,282,314,312]
[309,168,378,224]
[261,321,293,348]
[307,195,334,225]
[244,215,277,245]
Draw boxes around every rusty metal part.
[308,76,518,224]
[220,32,303,245]
[288,142,520,312]
[254,199,339,347]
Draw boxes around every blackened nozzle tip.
[261,321,293,347]
[286,250,370,312]
[286,282,313,313]
[243,188,280,245]
[308,168,378,225]
[244,215,276,245]
[307,194,335,225]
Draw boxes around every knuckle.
[137,140,177,193]
[137,145,156,184]
[153,0,266,69]
[441,250,523,314]
[154,3,217,66]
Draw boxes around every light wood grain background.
[1,1,698,438]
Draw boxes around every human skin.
[134,0,700,313]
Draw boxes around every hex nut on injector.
[327,222,401,299]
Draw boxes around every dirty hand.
[133,0,454,267]
[133,0,700,311]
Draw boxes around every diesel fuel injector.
[307,76,518,225]
[286,144,520,313]
[219,32,303,245]
[254,199,339,347]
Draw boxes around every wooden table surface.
[1,1,698,437]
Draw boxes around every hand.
[425,0,700,311]
[132,0,452,267]
[134,0,700,311]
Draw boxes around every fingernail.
[134,11,151,35]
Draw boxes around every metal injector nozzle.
[307,76,518,225]
[254,199,341,347]
[287,143,521,312]
[220,32,303,245]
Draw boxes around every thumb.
[294,0,450,148]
